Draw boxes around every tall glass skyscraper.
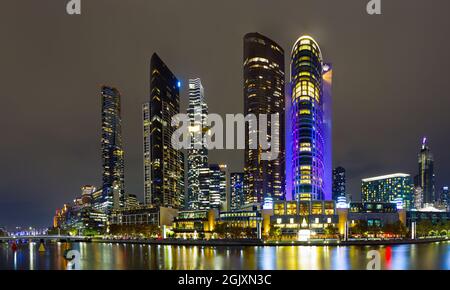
[187,78,210,210]
[417,137,435,205]
[362,173,414,210]
[243,32,285,205]
[142,102,151,205]
[101,86,125,213]
[144,53,184,209]
[332,167,346,202]
[290,36,332,201]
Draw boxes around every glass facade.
[187,78,209,210]
[290,36,327,201]
[101,86,125,213]
[230,172,245,211]
[146,53,184,209]
[209,164,227,210]
[142,103,151,205]
[361,174,414,210]
[417,138,435,204]
[243,32,285,205]
[332,166,346,202]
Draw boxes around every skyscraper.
[230,172,245,211]
[179,151,186,209]
[142,103,151,205]
[332,167,346,202]
[209,164,227,210]
[145,53,183,209]
[187,78,210,210]
[440,186,449,210]
[414,186,424,209]
[417,137,435,205]
[101,86,125,213]
[290,36,332,201]
[243,32,285,205]
[361,173,414,210]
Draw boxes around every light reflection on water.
[0,241,449,270]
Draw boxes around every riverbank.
[90,237,449,247]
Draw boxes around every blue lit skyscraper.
[230,172,245,210]
[290,36,332,201]
[101,86,125,213]
[332,167,346,202]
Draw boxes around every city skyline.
[2,0,450,228]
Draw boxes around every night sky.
[1,0,450,228]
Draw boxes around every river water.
[0,241,449,270]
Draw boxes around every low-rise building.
[172,209,216,239]
[270,200,339,240]
[110,206,178,227]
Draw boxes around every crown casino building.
[290,36,332,202]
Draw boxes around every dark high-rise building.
[290,36,332,201]
[440,186,449,210]
[101,86,125,213]
[209,164,227,210]
[243,32,285,205]
[187,78,209,210]
[332,167,346,202]
[417,137,435,205]
[230,172,245,211]
[145,53,183,209]
[142,102,151,205]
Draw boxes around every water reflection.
[0,241,449,270]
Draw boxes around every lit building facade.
[417,137,435,204]
[125,194,140,209]
[110,206,178,227]
[332,167,346,202]
[414,186,424,209]
[81,185,96,205]
[271,200,338,239]
[145,53,184,209]
[142,102,151,205]
[243,32,285,205]
[187,78,210,210]
[439,186,449,210]
[230,172,245,211]
[101,86,125,213]
[347,202,400,229]
[209,164,227,210]
[361,173,414,210]
[290,36,332,201]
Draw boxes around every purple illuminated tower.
[290,36,332,201]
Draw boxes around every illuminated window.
[300,109,311,115]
